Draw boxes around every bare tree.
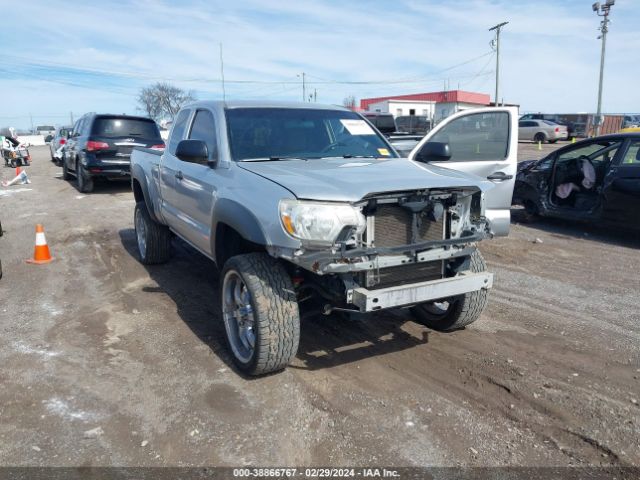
[342,95,357,110]
[138,82,197,121]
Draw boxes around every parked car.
[512,133,640,229]
[519,119,568,143]
[622,115,639,129]
[48,126,72,163]
[36,125,55,138]
[386,134,424,157]
[130,101,517,375]
[62,113,164,193]
[396,115,431,135]
[361,112,397,135]
[520,113,577,139]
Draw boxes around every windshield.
[226,108,398,161]
[92,117,161,139]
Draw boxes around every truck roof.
[183,100,352,111]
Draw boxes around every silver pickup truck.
[130,101,517,375]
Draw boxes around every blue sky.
[1,0,638,129]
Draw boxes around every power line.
[1,51,497,87]
[460,52,495,89]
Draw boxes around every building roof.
[360,90,491,111]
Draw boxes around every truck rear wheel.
[134,202,171,264]
[410,250,489,331]
[220,253,300,376]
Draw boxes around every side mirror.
[175,139,214,166]
[415,142,451,162]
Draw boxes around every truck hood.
[237,157,493,202]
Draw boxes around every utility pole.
[298,72,306,102]
[70,111,74,125]
[29,113,34,134]
[489,21,508,107]
[593,1,615,136]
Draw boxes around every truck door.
[602,139,640,225]
[159,109,192,232]
[169,108,219,254]
[408,107,518,236]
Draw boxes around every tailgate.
[89,116,163,164]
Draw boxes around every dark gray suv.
[62,113,164,192]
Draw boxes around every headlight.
[279,199,366,247]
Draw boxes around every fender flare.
[130,164,160,223]
[211,198,268,254]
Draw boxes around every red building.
[360,90,491,122]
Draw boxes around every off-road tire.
[533,132,546,144]
[62,159,71,180]
[134,201,171,265]
[220,253,300,376]
[411,250,489,331]
[76,162,94,193]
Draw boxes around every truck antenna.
[219,43,227,105]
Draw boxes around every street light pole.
[593,1,614,136]
[489,21,508,107]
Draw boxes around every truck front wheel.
[220,253,300,375]
[134,201,172,264]
[410,250,489,331]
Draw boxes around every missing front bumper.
[348,271,493,312]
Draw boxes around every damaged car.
[130,102,518,375]
[513,133,640,229]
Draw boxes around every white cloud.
[1,0,638,128]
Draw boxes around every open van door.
[408,107,518,236]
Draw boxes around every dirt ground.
[0,145,638,468]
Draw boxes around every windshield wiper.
[241,156,312,162]
[342,155,377,158]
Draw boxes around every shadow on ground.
[54,174,131,195]
[118,228,429,374]
[511,207,640,249]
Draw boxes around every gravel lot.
[0,144,638,468]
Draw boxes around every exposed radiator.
[365,260,444,289]
[371,204,445,248]
[360,203,446,289]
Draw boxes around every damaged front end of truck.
[269,186,493,314]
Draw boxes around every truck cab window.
[168,109,191,155]
[188,110,217,159]
[426,111,510,161]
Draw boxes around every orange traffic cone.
[16,166,21,176]
[26,224,54,264]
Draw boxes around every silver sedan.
[519,119,568,143]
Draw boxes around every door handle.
[487,172,513,181]
[175,171,184,180]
